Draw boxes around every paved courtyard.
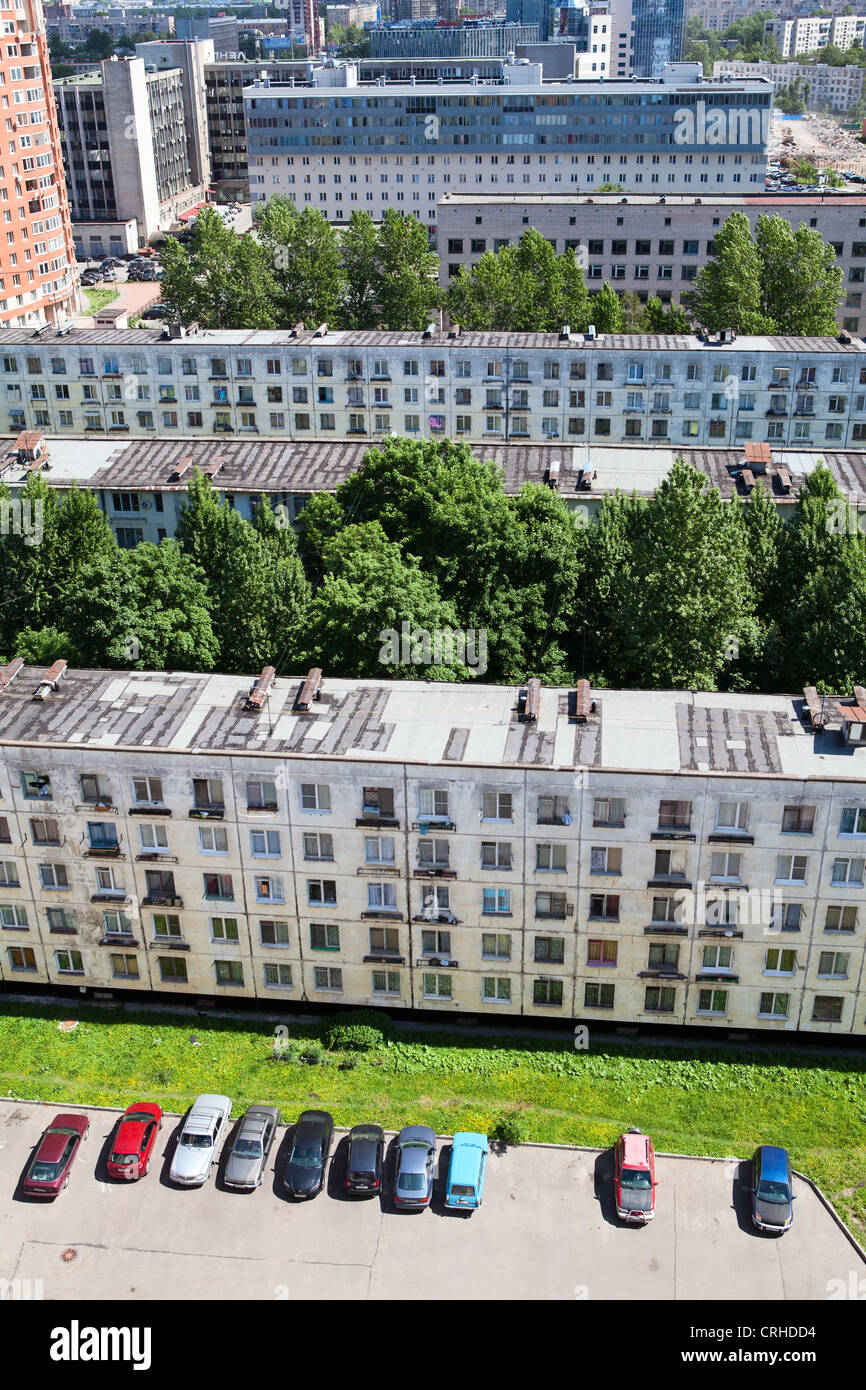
[0,1102,861,1301]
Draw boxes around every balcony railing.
[189,804,225,820]
[142,893,183,908]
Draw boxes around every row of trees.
[161,203,842,337]
[3,443,865,695]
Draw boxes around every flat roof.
[0,326,860,352]
[5,439,866,503]
[1,666,865,781]
[438,192,866,208]
[243,76,771,96]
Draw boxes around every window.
[203,873,234,900]
[824,905,857,933]
[831,857,864,885]
[587,938,617,966]
[537,795,570,825]
[709,851,742,881]
[300,783,330,813]
[535,892,568,919]
[47,907,74,933]
[260,920,290,946]
[776,854,807,883]
[211,917,239,942]
[310,922,340,950]
[369,926,400,954]
[303,832,333,860]
[480,841,511,869]
[198,826,228,854]
[590,846,622,875]
[840,807,866,836]
[758,991,789,1018]
[482,791,512,821]
[111,955,139,979]
[264,962,293,988]
[697,989,727,1015]
[422,973,452,999]
[481,933,511,959]
[658,799,691,829]
[313,965,342,992]
[7,946,36,971]
[536,843,566,872]
[159,957,188,982]
[812,995,843,1023]
[593,796,625,826]
[702,944,733,970]
[246,779,277,811]
[152,914,181,939]
[482,977,511,1001]
[769,902,803,933]
[781,804,815,834]
[417,839,449,867]
[644,986,675,1013]
[21,771,51,799]
[418,787,449,820]
[533,979,563,1006]
[366,882,397,911]
[764,947,797,975]
[482,887,510,914]
[534,936,565,963]
[0,904,27,927]
[54,950,83,974]
[133,776,163,805]
[39,863,68,890]
[362,786,395,819]
[585,981,615,1008]
[715,801,749,832]
[362,835,394,865]
[30,817,59,845]
[193,778,223,810]
[818,951,849,980]
[373,970,402,995]
[589,893,619,920]
[250,829,281,857]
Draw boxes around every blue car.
[749,1145,795,1233]
[445,1131,487,1212]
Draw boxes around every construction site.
[768,110,866,177]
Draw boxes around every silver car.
[169,1094,232,1187]
[224,1104,280,1190]
[393,1125,436,1209]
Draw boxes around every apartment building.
[5,432,866,546]
[43,4,174,42]
[0,0,79,328]
[436,192,866,338]
[685,0,844,33]
[327,4,380,28]
[3,325,866,449]
[53,43,213,244]
[1,665,865,1036]
[369,23,544,59]
[714,59,866,114]
[244,60,771,227]
[765,14,866,58]
[175,16,240,59]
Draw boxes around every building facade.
[43,4,174,42]
[1,667,865,1037]
[765,14,866,58]
[53,43,212,242]
[715,58,866,114]
[2,325,866,450]
[0,0,78,327]
[243,61,771,230]
[369,22,542,58]
[436,191,866,338]
[631,0,683,77]
[175,16,240,59]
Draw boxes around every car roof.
[449,1133,487,1184]
[398,1125,436,1145]
[242,1104,279,1122]
[114,1119,150,1153]
[621,1131,652,1167]
[349,1123,384,1140]
[756,1145,791,1180]
[123,1101,160,1118]
[49,1113,86,1130]
[36,1132,71,1162]
[296,1109,332,1126]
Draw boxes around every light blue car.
[445,1131,488,1212]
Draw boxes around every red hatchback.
[107,1102,163,1180]
[613,1128,657,1224]
[22,1113,89,1197]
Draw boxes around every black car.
[344,1124,384,1195]
[283,1109,333,1199]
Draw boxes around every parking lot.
[0,1101,861,1301]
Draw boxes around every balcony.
[355,815,400,829]
[707,832,754,845]
[650,829,695,842]
[413,911,459,925]
[644,924,689,935]
[360,909,404,921]
[91,892,130,904]
[98,934,138,947]
[142,893,183,908]
[76,798,116,814]
[148,938,190,951]
[695,971,739,983]
[189,804,225,820]
[638,968,687,980]
[129,803,171,817]
[416,955,458,968]
[83,844,124,859]
[363,953,405,965]
[647,875,691,889]
[135,852,178,864]
[412,819,456,833]
[247,802,278,814]
[698,927,743,939]
[413,866,456,878]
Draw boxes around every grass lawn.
[83,286,119,314]
[1,1001,864,1240]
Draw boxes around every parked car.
[140,306,169,320]
[344,1123,384,1195]
[106,1102,162,1181]
[445,1131,487,1211]
[393,1125,436,1209]
[169,1094,232,1187]
[749,1145,795,1233]
[224,1104,280,1190]
[22,1113,89,1197]
[283,1109,333,1198]
[613,1128,657,1224]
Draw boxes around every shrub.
[321,1009,394,1051]
[491,1111,525,1147]
[338,1055,359,1070]
[298,1041,326,1065]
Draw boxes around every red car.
[613,1128,657,1224]
[107,1102,163,1180]
[22,1113,89,1197]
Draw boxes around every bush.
[324,1024,381,1052]
[491,1111,525,1147]
[298,1041,326,1065]
[321,1009,394,1051]
[338,1054,359,1070]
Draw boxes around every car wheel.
[143,1159,149,1177]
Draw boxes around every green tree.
[684,210,771,334]
[124,541,218,671]
[340,210,382,329]
[446,229,588,332]
[256,198,346,326]
[375,208,441,330]
[590,281,624,332]
[641,295,691,332]
[159,208,279,328]
[755,214,843,334]
[299,522,472,679]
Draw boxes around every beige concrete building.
[1,665,865,1037]
[437,192,866,338]
[715,58,866,113]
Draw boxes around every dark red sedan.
[107,1102,163,1180]
[22,1113,89,1197]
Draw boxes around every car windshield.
[451,1184,476,1197]
[29,1160,61,1180]
[110,1154,136,1166]
[351,1170,376,1181]
[399,1172,426,1191]
[181,1133,213,1148]
[757,1180,790,1204]
[290,1146,320,1168]
[620,1166,652,1189]
[233,1139,263,1158]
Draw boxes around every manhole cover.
[57,1020,78,1033]
[61,1248,78,1263]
